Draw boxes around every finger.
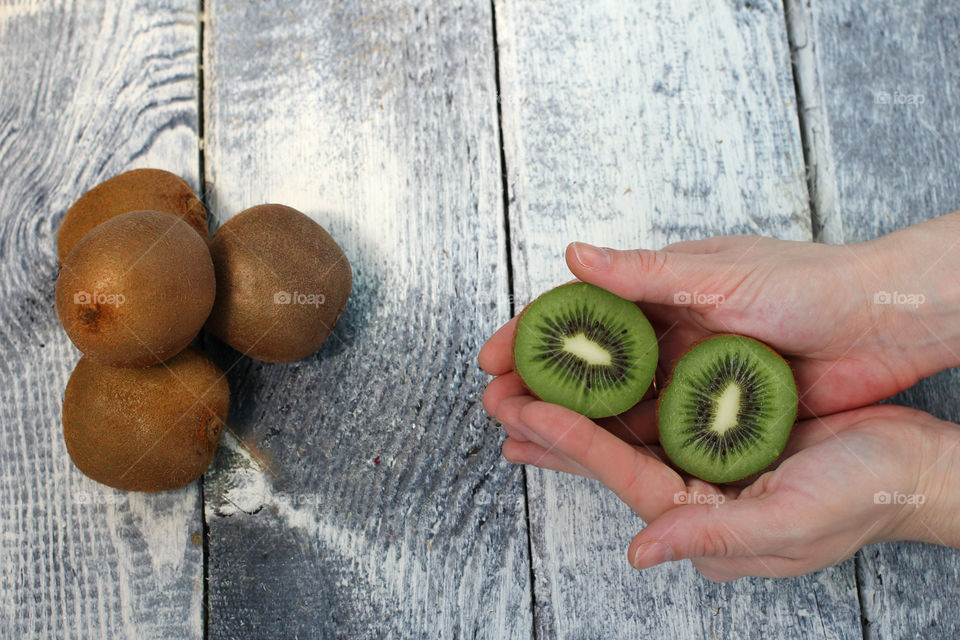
[494,395,539,434]
[502,422,531,443]
[627,498,790,570]
[692,555,808,582]
[565,242,721,306]
[502,437,592,478]
[596,399,659,445]
[479,316,519,375]
[481,372,530,417]
[518,401,685,520]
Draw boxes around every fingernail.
[632,541,674,569]
[572,242,611,270]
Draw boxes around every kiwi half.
[658,334,798,483]
[57,168,207,263]
[206,204,352,363]
[62,348,229,492]
[513,282,658,418]
[55,210,216,367]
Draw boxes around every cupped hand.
[482,385,960,581]
[481,237,933,419]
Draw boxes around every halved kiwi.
[658,334,798,483]
[513,282,658,418]
[57,168,207,263]
[62,348,229,492]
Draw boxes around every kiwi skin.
[57,169,207,263]
[656,334,798,484]
[55,210,216,368]
[62,348,229,492]
[206,204,352,363]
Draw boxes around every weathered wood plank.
[202,1,531,637]
[0,2,203,639]
[802,1,960,637]
[494,0,863,637]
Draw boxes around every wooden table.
[3,1,959,638]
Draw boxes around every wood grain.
[803,1,960,637]
[494,0,862,637]
[201,1,531,637]
[0,1,203,639]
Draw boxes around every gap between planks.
[489,0,539,635]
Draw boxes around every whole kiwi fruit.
[57,168,207,263]
[62,348,229,492]
[657,334,798,483]
[206,204,352,362]
[55,210,216,367]
[512,282,658,418]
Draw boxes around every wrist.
[854,213,960,376]
[892,417,960,548]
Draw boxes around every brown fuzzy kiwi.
[55,210,216,367]
[57,169,207,263]
[62,348,229,492]
[206,204,352,362]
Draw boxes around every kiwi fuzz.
[512,282,658,419]
[205,204,352,363]
[55,210,216,368]
[62,348,229,492]
[57,168,207,263]
[657,334,798,483]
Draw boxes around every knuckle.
[626,249,669,279]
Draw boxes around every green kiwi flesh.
[513,282,658,418]
[658,334,798,483]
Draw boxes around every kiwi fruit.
[55,210,216,367]
[513,282,658,418]
[57,168,206,263]
[658,334,798,483]
[62,348,229,492]
[206,204,352,363]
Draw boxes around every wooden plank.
[0,2,203,639]
[202,1,532,637]
[494,0,863,637]
[802,1,960,637]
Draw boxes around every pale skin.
[479,213,960,582]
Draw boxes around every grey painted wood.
[803,1,960,638]
[494,0,863,637]
[0,1,203,639]
[201,1,531,638]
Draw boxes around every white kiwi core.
[709,383,741,435]
[563,333,612,366]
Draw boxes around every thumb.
[566,242,718,306]
[628,497,788,570]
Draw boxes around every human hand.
[548,234,957,417]
[482,389,960,581]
